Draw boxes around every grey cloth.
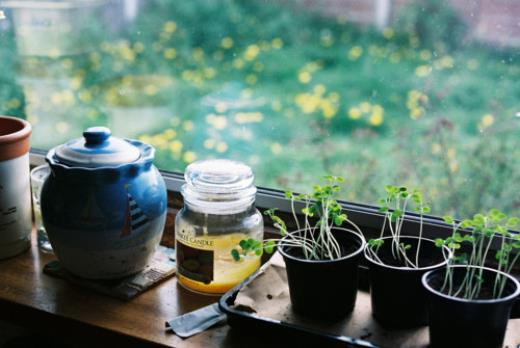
[166,303,226,338]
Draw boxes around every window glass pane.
[1,0,519,218]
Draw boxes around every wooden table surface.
[0,231,259,348]
[1,231,519,348]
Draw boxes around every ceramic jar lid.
[54,127,140,167]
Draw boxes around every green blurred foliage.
[0,0,519,219]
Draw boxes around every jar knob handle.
[83,127,111,146]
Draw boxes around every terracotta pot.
[0,116,32,259]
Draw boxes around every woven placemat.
[43,246,176,300]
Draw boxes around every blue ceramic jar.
[41,127,167,279]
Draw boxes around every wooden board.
[1,231,518,347]
[0,231,231,347]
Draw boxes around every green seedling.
[366,185,431,268]
[231,175,363,261]
[436,209,520,299]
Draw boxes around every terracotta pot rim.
[0,116,31,144]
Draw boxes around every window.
[1,0,519,219]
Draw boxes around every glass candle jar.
[175,159,263,295]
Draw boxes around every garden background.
[1,0,519,219]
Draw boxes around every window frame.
[29,148,457,240]
[30,147,520,273]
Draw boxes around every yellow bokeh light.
[480,114,494,128]
[348,46,363,60]
[51,93,62,105]
[216,142,228,153]
[348,107,362,119]
[215,102,228,113]
[144,84,158,95]
[369,113,383,126]
[298,71,311,84]
[449,161,458,173]
[164,129,177,139]
[447,148,456,159]
[133,42,144,53]
[183,120,195,131]
[55,121,70,134]
[192,48,205,61]
[410,107,424,120]
[183,151,197,163]
[389,52,401,63]
[233,58,244,70]
[431,143,442,155]
[204,67,216,79]
[271,100,282,112]
[163,48,177,60]
[321,102,337,119]
[272,38,283,49]
[221,37,234,49]
[169,140,183,154]
[206,114,228,130]
[245,74,257,85]
[382,27,394,39]
[235,112,263,124]
[313,84,326,95]
[419,50,431,61]
[204,138,216,149]
[163,21,177,33]
[70,77,82,90]
[270,142,282,155]
[440,55,454,69]
[244,44,260,61]
[415,65,432,77]
[240,89,253,99]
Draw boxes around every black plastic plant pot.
[278,228,366,321]
[364,236,449,329]
[422,265,520,348]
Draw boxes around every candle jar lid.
[181,159,257,214]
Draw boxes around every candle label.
[176,233,214,284]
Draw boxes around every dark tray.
[219,267,379,348]
[219,258,520,348]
